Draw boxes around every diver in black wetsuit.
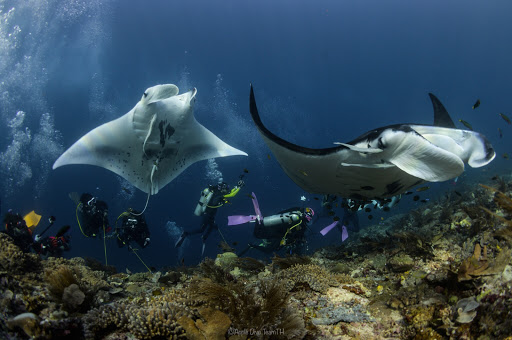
[2,210,34,252]
[115,211,151,250]
[176,178,244,255]
[239,206,314,256]
[77,193,110,237]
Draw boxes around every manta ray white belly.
[53,84,248,194]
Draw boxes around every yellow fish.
[459,119,473,130]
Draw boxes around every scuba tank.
[262,211,301,227]
[254,210,302,240]
[194,188,213,216]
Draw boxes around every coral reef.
[279,264,338,293]
[1,178,512,339]
[189,277,306,339]
[83,289,194,339]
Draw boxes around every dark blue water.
[1,0,511,271]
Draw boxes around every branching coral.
[198,258,234,284]
[189,277,306,339]
[83,289,195,339]
[271,254,311,270]
[279,264,338,293]
[0,233,41,272]
[233,257,266,273]
[479,184,512,228]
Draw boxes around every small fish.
[324,204,332,210]
[328,211,335,216]
[499,113,511,125]
[472,99,480,109]
[404,191,413,195]
[420,199,429,203]
[313,197,319,200]
[368,215,373,220]
[454,191,462,197]
[459,119,473,130]
[243,168,249,173]
[232,241,238,246]
[181,258,185,265]
[300,170,308,176]
[121,187,131,194]
[503,153,509,159]
[491,176,498,180]
[413,195,420,201]
[498,127,503,138]
[364,207,371,212]
[333,216,340,221]
[416,186,430,192]
[246,194,255,199]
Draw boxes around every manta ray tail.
[143,114,157,157]
[131,162,158,216]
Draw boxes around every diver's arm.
[223,179,245,198]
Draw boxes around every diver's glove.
[34,234,41,242]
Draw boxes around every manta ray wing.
[53,84,248,194]
[52,113,147,187]
[249,85,495,199]
[249,85,425,199]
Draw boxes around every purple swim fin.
[251,192,262,221]
[227,215,258,226]
[341,225,349,242]
[320,221,338,236]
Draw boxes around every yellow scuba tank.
[194,188,213,216]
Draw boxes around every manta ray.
[53,84,247,196]
[249,85,495,200]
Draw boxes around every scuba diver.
[76,193,110,238]
[2,210,35,252]
[175,175,245,255]
[228,193,314,256]
[34,225,71,258]
[319,195,401,241]
[320,195,359,232]
[115,210,150,251]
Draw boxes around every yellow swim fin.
[23,210,42,229]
